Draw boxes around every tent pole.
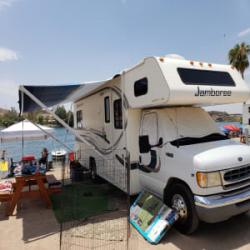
[19,86,103,158]
[121,71,131,243]
[22,120,24,157]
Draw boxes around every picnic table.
[0,173,61,216]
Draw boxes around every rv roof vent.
[165,54,185,60]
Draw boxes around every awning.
[19,82,105,113]
[19,84,82,113]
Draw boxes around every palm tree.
[228,42,250,79]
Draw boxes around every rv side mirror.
[139,135,151,153]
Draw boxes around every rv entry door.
[139,112,161,194]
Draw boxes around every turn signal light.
[196,171,222,188]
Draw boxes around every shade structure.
[19,82,105,113]
[223,124,240,132]
[0,120,53,142]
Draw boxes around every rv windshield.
[170,133,228,147]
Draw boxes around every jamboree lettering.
[194,87,231,97]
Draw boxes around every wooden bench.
[13,174,62,194]
[0,190,12,202]
[46,174,62,194]
[0,174,62,216]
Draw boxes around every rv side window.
[76,110,83,128]
[114,99,123,129]
[134,77,148,97]
[104,96,110,123]
[249,119,250,125]
[248,107,250,113]
[177,68,235,86]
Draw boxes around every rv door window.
[134,77,148,97]
[76,110,83,128]
[104,96,110,123]
[114,99,123,129]
[177,68,235,86]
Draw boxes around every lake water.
[0,122,241,162]
[0,128,75,162]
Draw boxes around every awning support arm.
[29,120,73,152]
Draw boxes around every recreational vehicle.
[19,56,250,234]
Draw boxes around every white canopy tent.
[0,120,53,142]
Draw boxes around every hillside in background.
[209,111,242,122]
[0,106,72,128]
[0,108,8,115]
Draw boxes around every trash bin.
[51,149,67,168]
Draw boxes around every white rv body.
[73,56,250,233]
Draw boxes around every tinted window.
[114,99,123,129]
[248,107,250,113]
[177,68,235,86]
[104,96,110,123]
[134,77,148,97]
[76,110,83,128]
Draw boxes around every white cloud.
[0,47,18,62]
[0,0,16,10]
[238,27,250,37]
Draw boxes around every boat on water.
[51,149,67,161]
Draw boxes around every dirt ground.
[0,198,60,250]
[0,167,249,250]
[129,212,250,250]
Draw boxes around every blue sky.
[0,0,250,113]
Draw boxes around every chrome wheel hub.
[171,194,188,220]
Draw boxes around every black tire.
[89,157,97,182]
[89,157,104,183]
[165,183,199,234]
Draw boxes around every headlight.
[196,171,222,188]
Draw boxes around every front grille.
[224,165,250,182]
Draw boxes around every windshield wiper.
[171,133,228,147]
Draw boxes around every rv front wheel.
[165,183,199,234]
